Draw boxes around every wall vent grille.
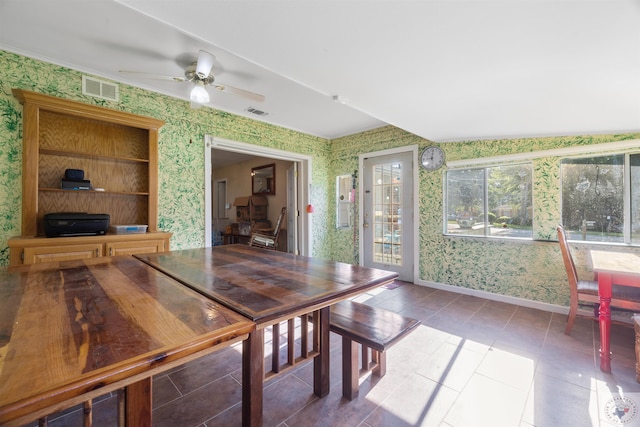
[246,107,268,116]
[82,76,119,102]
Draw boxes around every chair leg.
[635,317,640,383]
[565,301,578,335]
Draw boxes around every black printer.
[44,213,110,237]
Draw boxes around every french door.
[362,150,415,281]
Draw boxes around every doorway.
[204,136,313,256]
[360,147,418,282]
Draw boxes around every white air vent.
[246,107,268,116]
[82,75,119,102]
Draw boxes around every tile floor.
[27,282,640,427]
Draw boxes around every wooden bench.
[330,300,421,400]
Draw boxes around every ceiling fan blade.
[119,70,186,82]
[213,84,265,102]
[195,50,215,78]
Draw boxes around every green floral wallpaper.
[1,49,639,310]
[0,50,330,264]
[328,126,424,263]
[330,126,640,307]
[0,86,21,264]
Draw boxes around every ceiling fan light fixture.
[195,50,215,79]
[190,84,210,104]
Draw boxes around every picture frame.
[252,163,275,195]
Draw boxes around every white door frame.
[286,163,299,254]
[358,145,419,282]
[204,135,313,256]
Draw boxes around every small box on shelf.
[109,225,148,234]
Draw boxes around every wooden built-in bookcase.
[9,89,171,265]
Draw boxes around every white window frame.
[444,162,533,239]
[560,151,640,245]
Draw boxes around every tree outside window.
[561,153,640,244]
[445,164,532,238]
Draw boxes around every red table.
[590,250,640,372]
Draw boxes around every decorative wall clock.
[420,146,445,171]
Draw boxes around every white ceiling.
[1,0,638,142]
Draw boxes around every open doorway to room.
[204,136,313,256]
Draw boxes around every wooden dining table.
[0,256,255,427]
[135,244,398,426]
[590,250,640,372]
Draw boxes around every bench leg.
[361,344,369,371]
[342,336,360,400]
[372,350,387,378]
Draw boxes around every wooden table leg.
[272,322,281,373]
[599,272,613,373]
[125,377,152,427]
[243,329,264,427]
[83,400,92,427]
[117,389,125,427]
[314,306,330,397]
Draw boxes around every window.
[561,153,640,244]
[373,162,403,264]
[445,164,533,238]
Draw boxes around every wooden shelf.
[10,89,171,265]
[39,188,150,196]
[40,148,150,164]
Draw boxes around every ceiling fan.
[119,50,265,106]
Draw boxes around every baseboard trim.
[410,279,638,326]
[414,279,570,315]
